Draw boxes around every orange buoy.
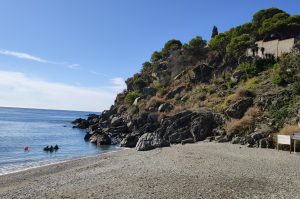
[24,146,29,152]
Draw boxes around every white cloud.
[110,77,126,91]
[0,49,47,63]
[67,64,80,69]
[0,70,122,112]
[90,70,109,77]
[0,49,80,70]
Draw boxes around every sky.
[0,0,299,111]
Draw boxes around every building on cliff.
[246,37,298,58]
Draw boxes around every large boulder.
[168,127,192,144]
[164,110,195,143]
[225,98,253,119]
[136,133,170,151]
[188,64,213,83]
[231,70,245,83]
[158,103,173,112]
[165,86,186,99]
[190,108,218,141]
[111,116,124,127]
[142,87,156,97]
[72,118,89,129]
[97,134,111,146]
[120,134,139,148]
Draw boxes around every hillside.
[73,8,300,151]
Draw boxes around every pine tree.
[211,26,218,38]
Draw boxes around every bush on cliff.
[125,91,141,104]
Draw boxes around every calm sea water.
[0,107,117,175]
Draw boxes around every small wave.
[0,147,125,176]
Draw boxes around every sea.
[0,107,117,176]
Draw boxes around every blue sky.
[0,0,299,111]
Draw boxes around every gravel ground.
[0,142,300,199]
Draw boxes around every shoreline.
[1,142,300,198]
[0,147,125,177]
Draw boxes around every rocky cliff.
[73,8,300,151]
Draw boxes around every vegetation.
[119,8,300,140]
[211,26,218,38]
[125,91,141,104]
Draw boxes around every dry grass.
[168,104,190,116]
[234,88,254,101]
[226,107,262,137]
[226,116,254,137]
[278,125,300,135]
[146,96,165,109]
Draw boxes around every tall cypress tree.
[211,26,218,38]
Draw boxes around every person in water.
[43,145,49,151]
[49,145,54,151]
[54,144,59,150]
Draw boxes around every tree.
[161,39,182,57]
[211,26,218,38]
[259,13,300,39]
[150,51,162,62]
[183,36,207,58]
[209,32,231,54]
[226,34,254,57]
[252,8,286,28]
[141,61,152,73]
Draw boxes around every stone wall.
[246,38,296,58]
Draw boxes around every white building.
[246,38,298,58]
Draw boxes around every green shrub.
[267,97,294,126]
[141,62,152,73]
[268,104,290,126]
[151,51,163,62]
[133,77,147,91]
[227,80,236,88]
[236,63,257,77]
[292,80,300,95]
[272,74,285,85]
[125,91,141,104]
[220,83,228,90]
[245,77,259,89]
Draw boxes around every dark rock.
[259,138,268,148]
[168,127,192,144]
[181,138,194,145]
[231,70,245,83]
[158,103,173,112]
[72,118,89,129]
[181,96,189,102]
[190,108,217,141]
[164,111,195,143]
[84,132,94,140]
[174,70,187,80]
[188,64,213,83]
[89,134,97,143]
[231,137,242,144]
[225,98,253,119]
[120,134,139,148]
[259,136,273,148]
[165,86,186,99]
[217,135,231,143]
[111,117,124,127]
[97,134,111,146]
[108,125,128,137]
[142,87,156,96]
[250,132,264,141]
[136,133,170,151]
